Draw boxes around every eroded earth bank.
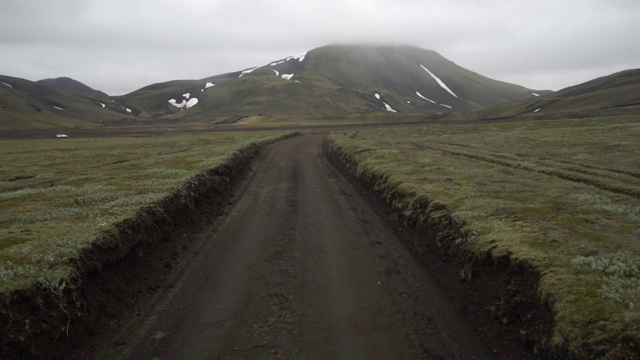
[73,134,537,359]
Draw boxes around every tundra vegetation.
[329,115,639,358]
[0,132,285,293]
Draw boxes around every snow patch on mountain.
[125,108,132,113]
[186,98,198,108]
[375,93,381,99]
[168,99,186,108]
[415,91,436,103]
[2,81,13,88]
[439,104,452,109]
[168,97,199,109]
[205,82,215,88]
[383,102,397,112]
[183,93,190,99]
[97,102,105,108]
[534,108,541,112]
[532,93,540,97]
[273,69,280,76]
[420,65,458,98]
[53,106,64,111]
[239,66,259,77]
[270,61,284,66]
[286,53,307,62]
[281,74,294,80]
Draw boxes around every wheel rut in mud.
[87,134,534,360]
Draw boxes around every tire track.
[410,141,640,199]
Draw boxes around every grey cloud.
[1,0,638,95]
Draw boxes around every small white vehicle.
[56,133,68,138]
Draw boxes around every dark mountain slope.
[0,75,134,130]
[291,45,538,108]
[36,77,109,98]
[457,68,640,120]
[550,68,640,108]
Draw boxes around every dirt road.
[99,134,498,359]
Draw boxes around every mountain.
[455,68,640,120]
[117,44,545,120]
[36,77,109,98]
[1,44,565,130]
[0,75,136,130]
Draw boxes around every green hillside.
[292,45,541,110]
[117,44,545,119]
[5,45,638,130]
[0,75,136,130]
[36,77,109,98]
[453,68,640,120]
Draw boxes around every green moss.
[0,131,288,292]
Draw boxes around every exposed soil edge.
[325,139,567,359]
[0,132,300,360]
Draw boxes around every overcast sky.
[1,0,638,95]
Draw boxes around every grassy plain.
[329,115,640,358]
[0,131,285,292]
